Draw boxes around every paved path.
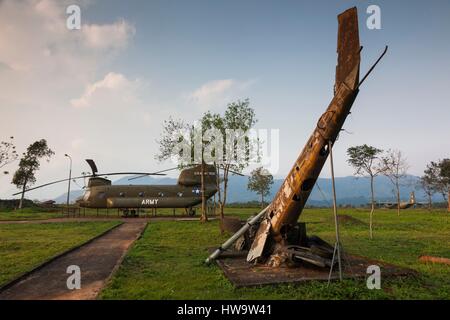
[0,221,147,300]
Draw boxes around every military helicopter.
[13,159,222,216]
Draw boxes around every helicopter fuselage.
[77,183,218,209]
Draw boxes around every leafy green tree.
[0,136,18,175]
[247,167,274,208]
[347,144,383,239]
[12,139,54,209]
[155,117,211,222]
[155,99,258,223]
[437,159,450,202]
[426,159,450,209]
[201,99,258,221]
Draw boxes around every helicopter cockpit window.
[158,192,164,197]
[119,192,125,197]
[138,192,144,197]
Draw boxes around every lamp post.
[65,154,72,214]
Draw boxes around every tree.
[380,149,409,216]
[0,136,18,175]
[437,159,450,203]
[12,139,54,209]
[417,163,440,210]
[438,159,450,211]
[155,99,258,224]
[202,99,258,221]
[427,159,450,210]
[155,117,210,222]
[417,176,435,210]
[430,158,450,211]
[247,167,274,208]
[347,144,383,239]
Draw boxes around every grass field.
[99,208,449,300]
[0,207,208,221]
[0,207,65,221]
[0,221,120,286]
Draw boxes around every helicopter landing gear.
[122,209,138,218]
[186,207,196,216]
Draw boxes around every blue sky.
[0,0,449,199]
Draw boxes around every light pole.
[65,154,72,214]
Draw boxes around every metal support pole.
[327,140,343,284]
[64,154,72,215]
[205,206,269,264]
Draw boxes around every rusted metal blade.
[246,218,271,262]
[335,7,360,91]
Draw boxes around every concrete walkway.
[0,221,147,300]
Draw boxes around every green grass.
[100,208,449,300]
[0,207,65,221]
[0,206,263,221]
[0,207,213,221]
[0,221,120,286]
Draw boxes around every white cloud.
[71,72,140,108]
[0,0,139,198]
[0,0,135,93]
[187,79,255,109]
[189,79,234,104]
[82,19,136,51]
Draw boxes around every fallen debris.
[419,255,450,265]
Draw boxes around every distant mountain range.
[54,174,441,206]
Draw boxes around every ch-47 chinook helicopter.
[13,159,221,216]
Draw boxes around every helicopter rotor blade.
[128,167,180,181]
[12,174,95,196]
[12,171,167,196]
[85,159,98,176]
[127,163,246,182]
